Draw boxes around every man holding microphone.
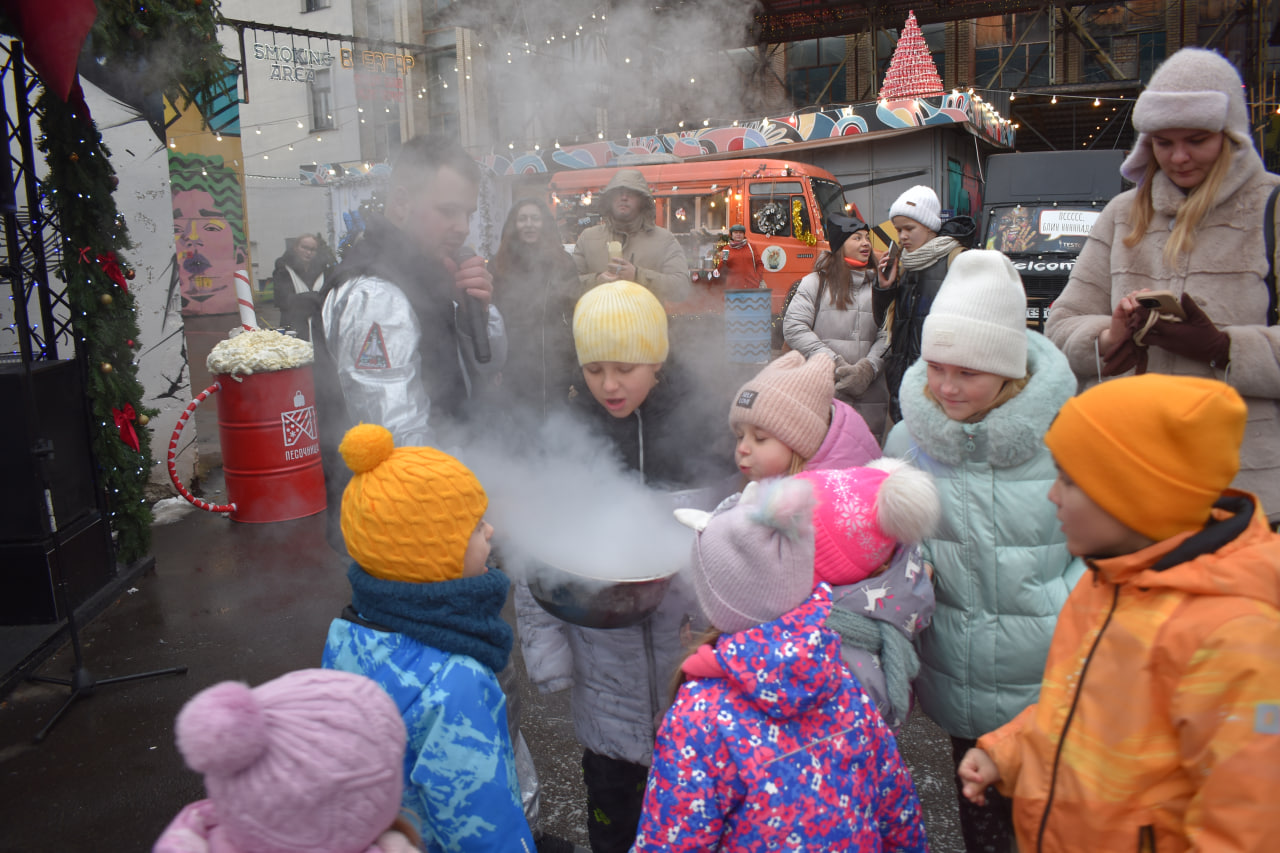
[314,133,506,552]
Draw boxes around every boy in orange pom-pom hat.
[957,375,1280,852]
[322,423,536,852]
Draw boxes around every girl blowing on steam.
[513,280,729,853]
[632,476,929,852]
[729,349,880,484]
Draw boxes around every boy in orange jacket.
[959,374,1280,852]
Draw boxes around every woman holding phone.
[1046,47,1280,524]
[873,185,975,422]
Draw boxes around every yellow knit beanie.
[1045,375,1246,541]
[339,423,487,582]
[573,280,669,365]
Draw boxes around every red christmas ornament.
[126,339,134,347]
[125,268,135,280]
[880,11,946,101]
[113,403,140,452]
[69,152,79,162]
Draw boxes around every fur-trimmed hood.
[897,332,1074,468]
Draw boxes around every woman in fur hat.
[1047,47,1280,525]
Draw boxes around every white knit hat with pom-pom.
[675,477,816,634]
[165,668,407,853]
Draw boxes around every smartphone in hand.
[1135,290,1186,320]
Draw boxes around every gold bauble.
[99,293,113,305]
[100,362,113,374]
[138,414,149,426]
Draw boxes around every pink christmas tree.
[880,10,945,100]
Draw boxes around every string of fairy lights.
[160,5,1280,165]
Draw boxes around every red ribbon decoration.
[97,251,128,292]
[78,247,129,292]
[113,403,140,452]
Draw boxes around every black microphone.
[456,247,491,364]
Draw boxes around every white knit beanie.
[920,250,1027,379]
[888,185,942,233]
[1121,48,1251,183]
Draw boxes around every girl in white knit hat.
[874,185,977,422]
[883,249,1082,853]
[1046,46,1280,526]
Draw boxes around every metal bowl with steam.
[526,559,678,630]
[523,484,725,630]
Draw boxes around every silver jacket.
[321,273,507,445]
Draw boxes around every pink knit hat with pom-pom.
[797,459,941,586]
[161,668,407,853]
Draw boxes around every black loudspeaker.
[0,512,114,625]
[0,360,100,541]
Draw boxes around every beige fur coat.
[1047,142,1280,518]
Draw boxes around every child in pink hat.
[154,668,420,853]
[796,459,940,728]
[729,350,881,483]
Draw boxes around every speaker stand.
[26,439,187,743]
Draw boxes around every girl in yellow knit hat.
[514,279,734,853]
[321,423,535,853]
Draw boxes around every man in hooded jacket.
[572,169,692,303]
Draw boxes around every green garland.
[89,0,227,111]
[20,0,230,563]
[37,90,154,562]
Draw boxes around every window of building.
[428,48,459,140]
[786,38,847,106]
[310,69,335,131]
[302,0,330,11]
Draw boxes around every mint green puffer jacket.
[883,332,1084,739]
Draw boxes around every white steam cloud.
[458,411,698,582]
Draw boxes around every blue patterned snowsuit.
[323,621,535,853]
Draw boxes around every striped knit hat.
[573,280,669,365]
[339,423,487,582]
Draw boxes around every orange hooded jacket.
[978,492,1280,852]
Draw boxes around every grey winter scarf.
[900,235,960,272]
[826,604,919,728]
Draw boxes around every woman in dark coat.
[491,197,579,418]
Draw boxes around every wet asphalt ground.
[0,479,964,852]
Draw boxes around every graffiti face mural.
[169,153,247,314]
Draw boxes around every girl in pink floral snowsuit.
[633,477,929,852]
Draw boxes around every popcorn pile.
[207,329,314,378]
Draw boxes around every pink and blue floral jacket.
[632,585,929,852]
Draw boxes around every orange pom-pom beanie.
[338,423,487,582]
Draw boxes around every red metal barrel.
[215,365,326,523]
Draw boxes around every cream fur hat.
[1121,48,1251,183]
[573,280,669,365]
[889,185,942,233]
[921,250,1027,379]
